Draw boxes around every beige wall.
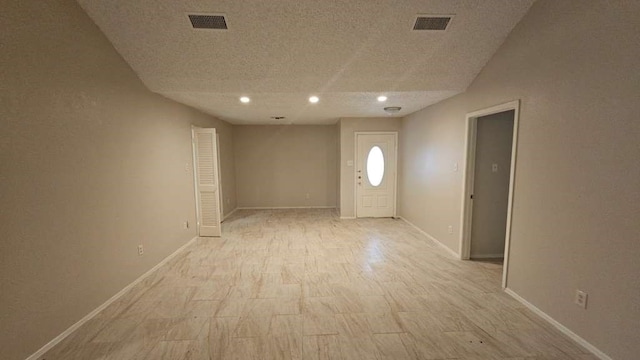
[399,99,467,245]
[400,1,640,358]
[234,125,337,208]
[0,1,235,359]
[470,111,514,258]
[339,118,401,218]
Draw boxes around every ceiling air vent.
[413,16,452,31]
[188,14,228,30]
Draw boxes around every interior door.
[356,133,397,218]
[192,127,222,237]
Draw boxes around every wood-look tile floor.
[42,209,595,360]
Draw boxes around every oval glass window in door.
[366,146,385,186]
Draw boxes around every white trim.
[504,288,612,360]
[222,207,238,221]
[216,133,223,218]
[399,217,459,258]
[460,100,520,289]
[190,126,201,232]
[340,216,357,220]
[470,253,505,259]
[26,236,199,360]
[460,116,476,259]
[354,131,399,218]
[237,206,337,210]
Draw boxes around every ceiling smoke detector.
[384,106,402,114]
[188,14,228,30]
[413,15,453,31]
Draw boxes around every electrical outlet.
[492,163,498,172]
[574,290,588,309]
[305,193,310,199]
[182,221,189,230]
[137,245,144,256]
[453,162,459,172]
[447,225,453,234]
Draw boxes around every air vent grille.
[188,14,227,30]
[413,16,451,31]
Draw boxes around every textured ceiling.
[76,0,535,124]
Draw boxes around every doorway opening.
[460,101,520,288]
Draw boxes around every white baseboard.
[340,216,356,220]
[399,217,459,258]
[27,236,199,360]
[504,288,611,360]
[222,207,238,221]
[237,206,336,210]
[470,253,505,259]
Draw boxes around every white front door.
[192,127,222,237]
[356,133,397,218]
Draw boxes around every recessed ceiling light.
[377,95,388,102]
[240,96,250,103]
[309,96,319,103]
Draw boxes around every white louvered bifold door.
[193,128,221,237]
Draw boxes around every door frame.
[191,126,200,232]
[216,133,223,218]
[459,100,520,288]
[354,131,399,218]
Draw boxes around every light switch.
[492,163,498,172]
[453,162,458,172]
[347,160,353,167]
